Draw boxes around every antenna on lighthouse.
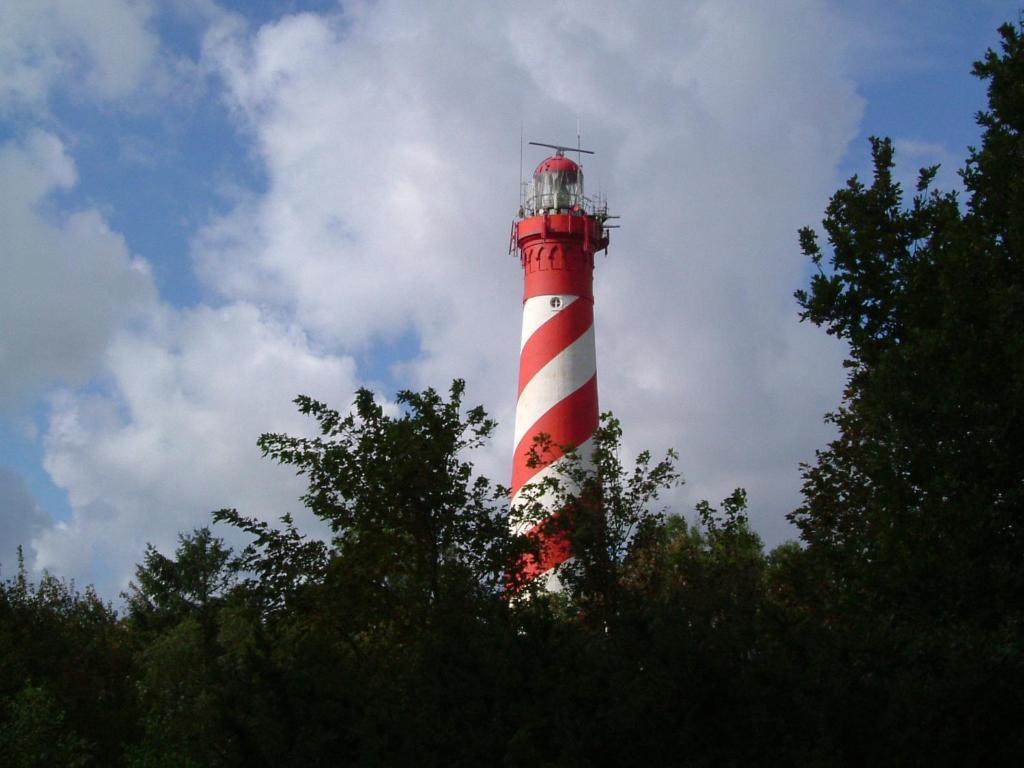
[519,123,525,215]
[576,117,582,165]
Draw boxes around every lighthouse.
[510,142,610,588]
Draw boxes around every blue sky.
[1,0,1018,597]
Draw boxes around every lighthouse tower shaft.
[510,151,609,585]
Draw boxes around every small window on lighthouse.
[550,297,563,310]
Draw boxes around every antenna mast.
[576,117,582,165]
[519,123,524,212]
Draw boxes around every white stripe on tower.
[520,294,579,350]
[513,322,596,449]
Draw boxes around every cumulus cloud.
[36,302,358,596]
[0,467,50,578]
[7,0,867,597]
[193,0,860,544]
[0,0,159,111]
[0,131,156,404]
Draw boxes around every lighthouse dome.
[532,153,584,213]
[533,154,579,176]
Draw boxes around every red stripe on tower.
[510,144,610,589]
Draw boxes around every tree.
[125,527,235,638]
[252,380,510,627]
[0,684,92,768]
[209,381,519,765]
[124,529,257,766]
[0,555,132,766]
[792,21,1024,760]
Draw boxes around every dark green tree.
[124,529,249,766]
[207,381,519,766]
[252,380,510,628]
[0,684,92,768]
[126,527,235,638]
[792,21,1024,761]
[0,554,132,766]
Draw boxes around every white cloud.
[35,302,358,596]
[0,467,50,578]
[5,0,868,598]
[0,0,159,111]
[194,0,860,545]
[0,131,156,404]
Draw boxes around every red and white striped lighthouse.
[510,143,610,588]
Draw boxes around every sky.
[1,0,1018,599]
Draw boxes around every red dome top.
[534,154,580,175]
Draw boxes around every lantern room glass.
[533,166,584,212]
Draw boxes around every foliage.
[210,510,327,615]
[0,684,92,768]
[124,529,246,766]
[510,413,679,620]
[792,21,1024,762]
[256,380,510,619]
[0,554,131,766]
[125,528,235,636]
